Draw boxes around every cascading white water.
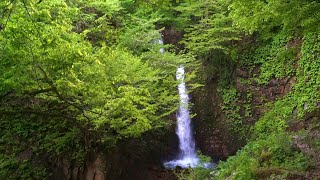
[159,38,212,169]
[163,66,199,169]
[158,39,165,54]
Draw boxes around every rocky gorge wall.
[191,57,296,161]
[49,131,179,180]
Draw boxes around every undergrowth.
[211,32,320,179]
[179,30,320,180]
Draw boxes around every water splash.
[163,66,200,169]
[158,39,165,53]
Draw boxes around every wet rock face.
[85,155,106,180]
[47,118,181,180]
[235,67,294,101]
[191,64,296,160]
[191,78,242,160]
[50,153,106,180]
[234,67,295,123]
[290,109,320,179]
[161,27,184,52]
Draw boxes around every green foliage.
[0,154,47,179]
[0,114,85,179]
[293,32,320,114]
[0,0,187,139]
[216,64,250,139]
[81,0,123,16]
[218,86,245,135]
[253,32,320,137]
[230,0,320,35]
[210,30,320,180]
[212,20,320,180]
[175,0,320,179]
[177,153,212,180]
[1,0,320,178]
[176,0,240,56]
[213,133,309,179]
[178,167,212,180]
[0,0,199,178]
[238,32,297,85]
[118,7,163,54]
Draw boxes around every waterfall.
[158,39,165,53]
[159,38,212,169]
[163,66,199,169]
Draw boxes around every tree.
[176,0,240,56]
[0,0,197,177]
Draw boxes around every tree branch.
[37,65,104,117]
[26,87,55,96]
[0,109,76,120]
